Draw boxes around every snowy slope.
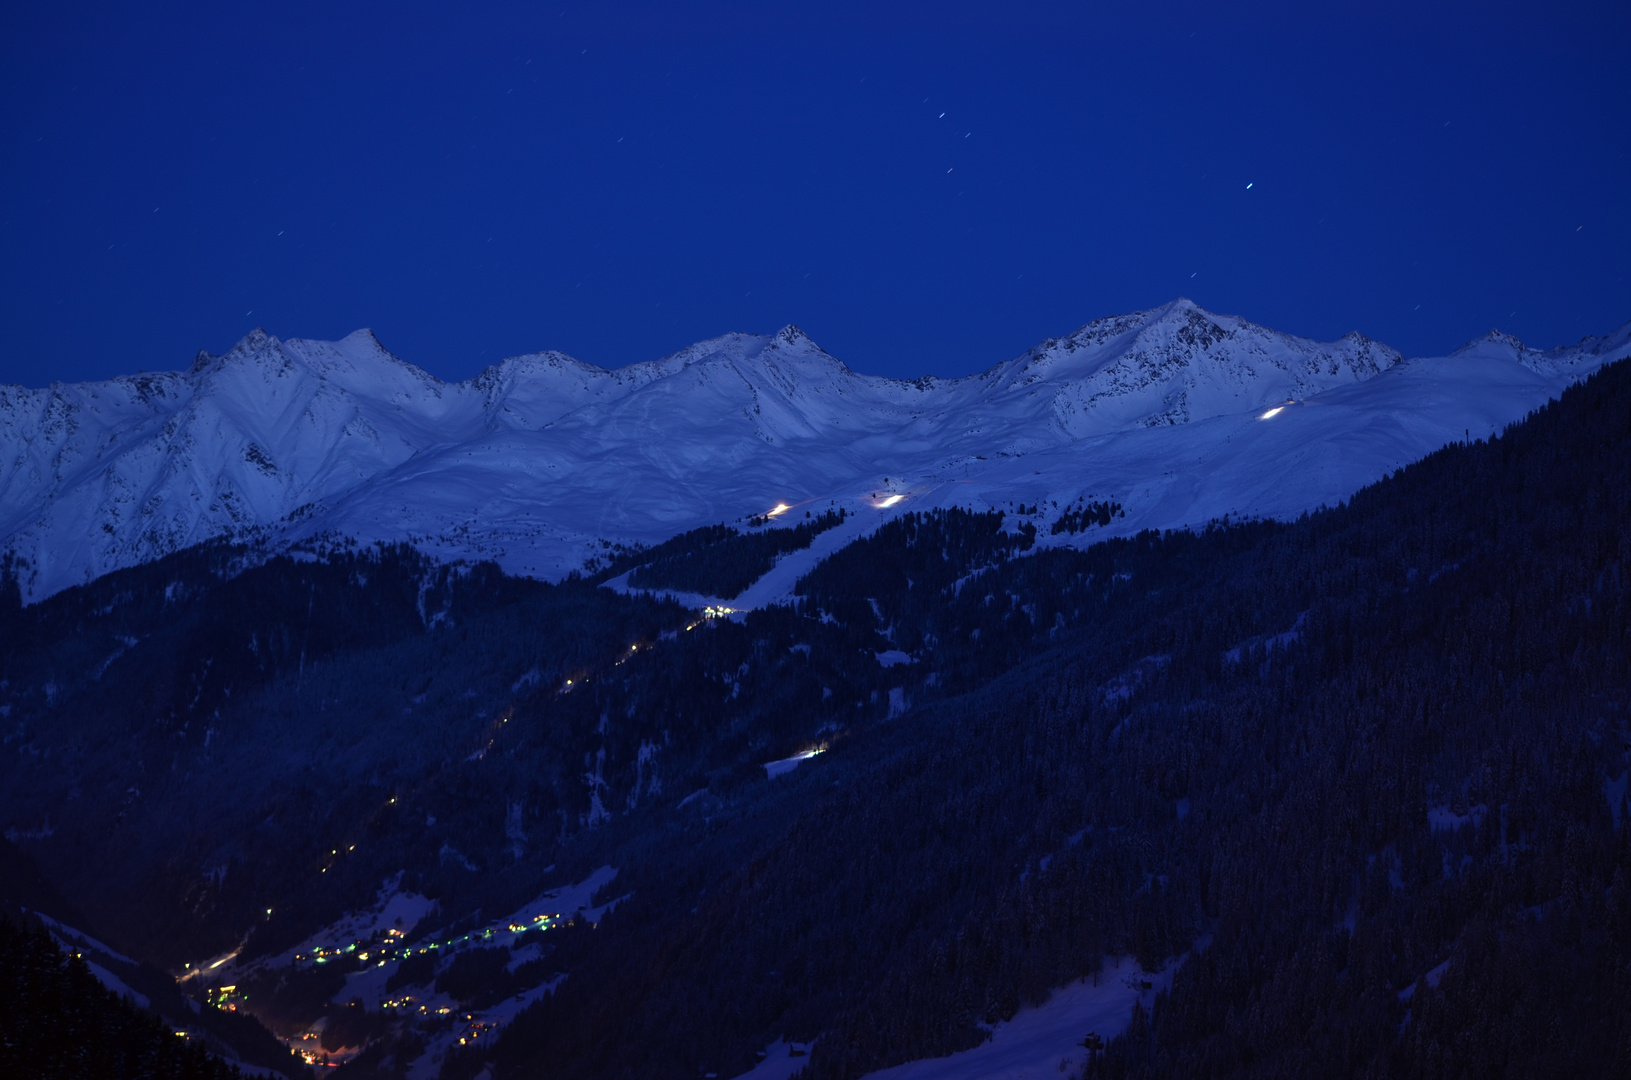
[2,300,1625,602]
[854,956,1175,1080]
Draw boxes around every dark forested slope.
[0,911,254,1080]
[492,359,1631,1079]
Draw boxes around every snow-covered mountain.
[2,299,1625,602]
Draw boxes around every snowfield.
[853,956,1177,1080]
[3,300,1625,602]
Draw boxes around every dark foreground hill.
[0,912,249,1080]
[2,359,1627,1079]
[0,836,311,1079]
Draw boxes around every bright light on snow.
[766,502,791,518]
[1259,405,1285,420]
[764,744,827,779]
[875,494,904,508]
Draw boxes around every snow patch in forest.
[29,910,137,965]
[499,865,620,930]
[858,955,1177,1080]
[1398,959,1451,1002]
[730,1039,816,1080]
[766,748,825,779]
[1605,771,1627,831]
[1427,804,1487,832]
[887,686,910,718]
[1222,611,1308,664]
[83,958,150,1009]
[1102,657,1170,727]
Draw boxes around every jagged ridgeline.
[620,508,847,597]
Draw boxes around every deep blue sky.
[2,1,1627,386]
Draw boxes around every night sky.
[3,1,1627,386]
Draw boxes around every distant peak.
[235,327,277,352]
[774,324,812,348]
[1141,300,1233,345]
[190,328,280,375]
[340,328,385,349]
[1143,297,1216,325]
[1091,298,1227,335]
[1451,329,1529,357]
[223,327,281,361]
[333,328,416,368]
[769,324,839,359]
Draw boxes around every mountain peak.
[229,327,279,357]
[337,327,388,353]
[774,324,813,348]
[764,324,850,374]
[1449,329,1534,364]
[186,328,280,376]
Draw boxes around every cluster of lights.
[458,1018,499,1047]
[207,984,245,1012]
[295,913,559,970]
[381,1000,460,1017]
[684,606,737,632]
[187,594,693,1068]
[252,896,568,1069]
[288,1032,324,1067]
